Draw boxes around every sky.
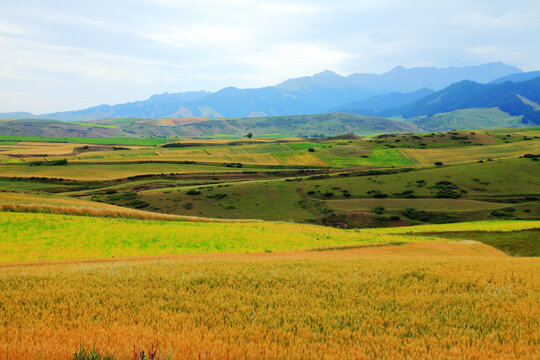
[1,0,539,114]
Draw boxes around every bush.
[186,189,201,195]
[308,148,315,152]
[28,159,68,166]
[207,193,227,200]
[434,162,443,166]
[373,206,385,214]
[71,347,116,360]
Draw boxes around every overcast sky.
[1,0,539,113]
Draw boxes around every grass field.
[420,230,539,256]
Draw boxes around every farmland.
[0,241,538,359]
[0,128,538,359]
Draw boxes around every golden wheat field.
[0,246,538,360]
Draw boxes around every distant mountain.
[381,77,540,126]
[40,91,211,121]
[343,62,521,93]
[330,88,435,115]
[0,62,522,121]
[0,112,35,119]
[490,70,540,84]
[0,113,421,138]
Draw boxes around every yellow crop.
[0,249,538,359]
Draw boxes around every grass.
[304,157,540,198]
[325,198,516,211]
[419,230,539,257]
[399,139,540,165]
[139,179,314,221]
[410,107,524,131]
[359,220,540,234]
[0,252,537,359]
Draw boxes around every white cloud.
[0,0,539,113]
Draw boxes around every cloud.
[0,0,538,113]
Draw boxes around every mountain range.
[381,76,540,125]
[1,62,522,121]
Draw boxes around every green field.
[1,212,538,263]
[0,135,171,146]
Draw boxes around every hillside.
[0,113,421,138]
[381,77,540,125]
[1,63,521,121]
[409,108,524,131]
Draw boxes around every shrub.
[71,347,116,360]
[207,193,227,200]
[434,162,443,166]
[186,190,201,195]
[308,148,315,152]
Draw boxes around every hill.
[381,77,540,126]
[1,63,521,121]
[0,113,421,138]
[409,108,524,131]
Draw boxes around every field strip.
[0,241,508,268]
[360,220,540,234]
[1,212,535,263]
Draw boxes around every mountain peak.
[313,69,340,78]
[390,65,407,72]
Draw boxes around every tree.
[246,132,253,138]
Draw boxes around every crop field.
[399,139,540,165]
[0,162,275,181]
[0,247,538,359]
[0,135,171,146]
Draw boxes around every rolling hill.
[0,113,422,138]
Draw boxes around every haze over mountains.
[1,62,523,121]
